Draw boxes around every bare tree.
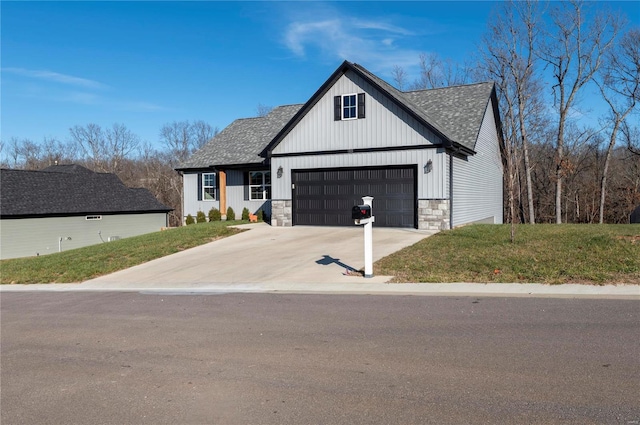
[160,121,193,164]
[623,121,640,156]
[192,120,219,151]
[409,52,472,90]
[256,104,273,117]
[539,0,621,223]
[596,28,640,223]
[104,123,140,175]
[69,123,107,171]
[391,65,408,90]
[482,0,543,224]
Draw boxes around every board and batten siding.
[272,149,447,201]
[183,170,271,223]
[272,70,441,155]
[451,99,503,227]
[0,213,167,260]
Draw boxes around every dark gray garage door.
[292,166,416,227]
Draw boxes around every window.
[249,171,271,200]
[203,173,216,200]
[343,94,357,119]
[334,93,366,121]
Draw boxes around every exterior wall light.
[277,166,283,178]
[424,160,433,174]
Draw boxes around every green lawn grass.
[375,224,640,285]
[0,221,247,284]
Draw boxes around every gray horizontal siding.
[0,213,167,260]
[272,70,440,155]
[272,149,447,201]
[452,99,503,227]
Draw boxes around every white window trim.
[342,93,358,120]
[249,171,271,201]
[203,173,216,201]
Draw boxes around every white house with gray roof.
[0,164,171,259]
[178,61,503,230]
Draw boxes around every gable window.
[249,171,271,200]
[203,173,216,200]
[343,94,357,119]
[334,93,366,121]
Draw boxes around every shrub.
[208,208,221,222]
[242,207,250,221]
[226,207,236,221]
[185,214,195,225]
[257,209,264,222]
[196,211,207,223]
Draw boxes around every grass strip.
[375,224,640,285]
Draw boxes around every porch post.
[219,170,227,219]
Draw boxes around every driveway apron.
[80,224,435,289]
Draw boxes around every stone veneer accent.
[418,199,450,230]
[271,200,292,227]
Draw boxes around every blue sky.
[2,1,639,150]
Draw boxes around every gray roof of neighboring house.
[0,165,172,218]
[177,104,303,170]
[180,61,497,170]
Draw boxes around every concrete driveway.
[80,224,435,290]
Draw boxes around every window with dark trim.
[334,93,366,121]
[203,173,216,200]
[249,171,271,200]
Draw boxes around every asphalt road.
[1,292,639,425]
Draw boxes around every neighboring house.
[178,60,503,230]
[0,164,172,259]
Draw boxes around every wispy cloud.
[282,11,427,74]
[2,67,108,90]
[2,67,167,112]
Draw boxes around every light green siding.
[0,213,167,260]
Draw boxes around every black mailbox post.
[352,205,372,220]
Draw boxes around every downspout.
[449,153,453,229]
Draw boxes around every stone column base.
[271,200,292,227]
[418,199,450,230]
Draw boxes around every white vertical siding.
[0,213,167,260]
[452,100,504,226]
[272,70,440,155]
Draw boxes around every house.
[178,61,503,230]
[0,164,172,259]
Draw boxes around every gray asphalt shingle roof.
[1,165,172,217]
[178,104,303,169]
[179,61,496,170]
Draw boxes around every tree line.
[393,0,639,227]
[1,121,218,227]
[2,0,638,227]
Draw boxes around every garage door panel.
[293,167,416,228]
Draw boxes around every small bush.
[208,208,222,222]
[185,214,195,225]
[226,207,236,221]
[242,207,250,221]
[257,209,264,222]
[196,211,207,223]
